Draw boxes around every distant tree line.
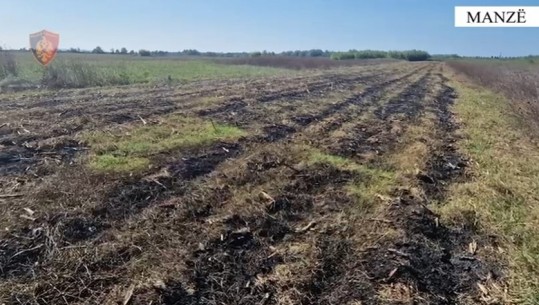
[55,47,433,61]
[55,47,334,58]
[330,50,431,61]
[11,46,539,61]
[177,49,332,58]
[430,54,461,60]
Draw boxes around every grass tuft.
[307,150,362,171]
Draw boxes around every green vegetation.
[306,149,396,209]
[0,51,18,78]
[85,116,246,172]
[91,155,150,172]
[0,49,433,89]
[41,60,132,88]
[79,48,332,58]
[250,49,330,57]
[138,49,151,57]
[330,49,431,61]
[6,52,293,88]
[441,81,539,303]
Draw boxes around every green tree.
[182,49,200,56]
[308,49,324,57]
[92,46,105,54]
[139,49,151,56]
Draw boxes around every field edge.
[441,66,539,304]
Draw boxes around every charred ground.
[0,62,505,304]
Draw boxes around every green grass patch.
[441,79,539,303]
[307,150,362,171]
[89,155,150,172]
[306,149,396,209]
[85,116,245,173]
[345,166,396,209]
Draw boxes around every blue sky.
[1,0,538,56]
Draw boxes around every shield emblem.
[29,30,60,66]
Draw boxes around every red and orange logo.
[29,30,60,66]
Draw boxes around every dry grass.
[440,70,539,304]
[447,60,539,136]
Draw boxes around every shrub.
[92,46,105,54]
[401,50,431,61]
[331,52,356,60]
[0,51,18,78]
[354,50,388,59]
[308,49,324,57]
[388,50,431,61]
[388,51,405,60]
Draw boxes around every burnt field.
[0,62,506,304]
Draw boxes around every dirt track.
[0,62,502,304]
